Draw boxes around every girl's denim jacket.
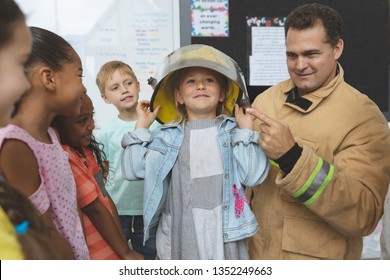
[121,116,269,244]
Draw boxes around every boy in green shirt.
[96,61,158,259]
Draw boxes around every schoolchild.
[96,61,158,259]
[53,93,143,260]
[121,44,269,259]
[0,0,55,260]
[0,26,89,259]
[0,0,31,128]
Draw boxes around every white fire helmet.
[149,44,250,124]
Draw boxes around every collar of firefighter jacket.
[280,63,344,113]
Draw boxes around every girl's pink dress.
[0,124,90,259]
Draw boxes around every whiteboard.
[15,0,181,129]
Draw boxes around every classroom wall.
[16,0,182,130]
[16,0,390,123]
[191,0,390,120]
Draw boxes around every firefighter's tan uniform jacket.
[248,65,390,259]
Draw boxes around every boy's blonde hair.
[96,60,138,96]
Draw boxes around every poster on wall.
[247,16,289,86]
[191,0,229,37]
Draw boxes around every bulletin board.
[191,0,390,120]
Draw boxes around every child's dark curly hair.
[71,134,107,181]
[88,135,108,181]
[51,112,109,181]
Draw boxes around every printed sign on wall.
[191,0,229,37]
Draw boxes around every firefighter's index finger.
[245,108,276,126]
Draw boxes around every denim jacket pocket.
[147,137,169,154]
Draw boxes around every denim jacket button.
[223,142,228,147]
[223,233,228,239]
[224,174,229,179]
[224,205,229,210]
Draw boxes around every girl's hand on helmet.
[235,104,254,130]
[135,100,161,129]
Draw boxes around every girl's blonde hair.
[96,61,138,96]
